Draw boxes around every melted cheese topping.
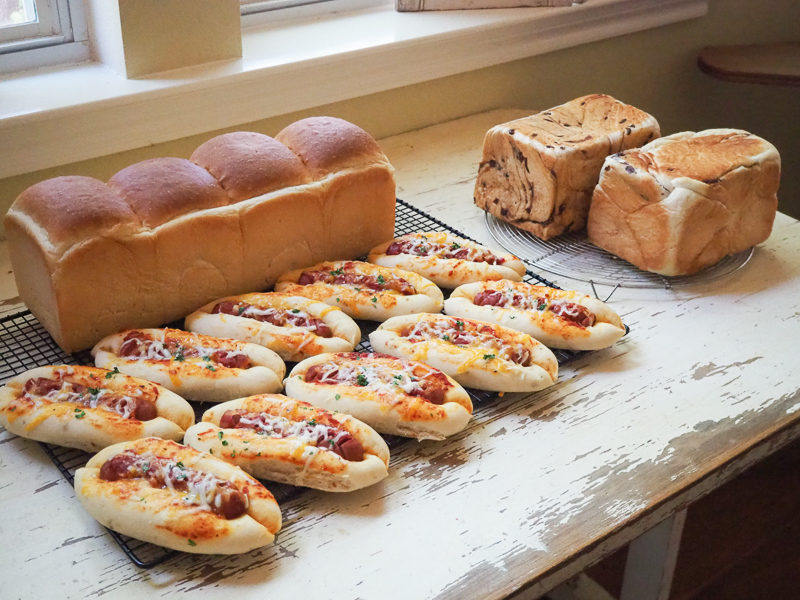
[121,331,249,367]
[236,412,351,450]
[310,360,435,401]
[129,452,247,513]
[392,233,504,263]
[401,317,529,366]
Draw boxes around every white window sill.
[0,0,706,180]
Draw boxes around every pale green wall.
[2,0,799,236]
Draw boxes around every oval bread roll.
[93,328,285,402]
[274,260,443,321]
[284,352,473,440]
[369,314,558,392]
[368,231,525,288]
[0,365,194,452]
[445,281,625,350]
[74,438,281,554]
[185,292,360,362]
[184,394,390,492]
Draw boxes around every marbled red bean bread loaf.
[474,94,660,240]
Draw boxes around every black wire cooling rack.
[1,198,589,569]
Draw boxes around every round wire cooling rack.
[485,213,754,289]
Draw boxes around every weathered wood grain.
[1,110,799,600]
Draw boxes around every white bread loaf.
[5,117,396,353]
[587,129,780,276]
[474,94,660,240]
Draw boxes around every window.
[1,0,75,51]
[0,0,87,74]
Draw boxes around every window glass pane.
[0,0,37,28]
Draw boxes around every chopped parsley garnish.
[217,431,224,440]
[371,297,378,303]
[537,301,547,311]
[442,334,450,341]
[176,461,185,469]
[104,367,121,379]
[87,387,100,395]
[330,267,344,276]
[335,394,341,400]
[307,419,317,427]
[188,539,197,547]
[376,274,386,285]
[221,440,229,446]
[230,450,236,457]
[450,242,461,249]
[356,373,369,386]
[291,308,300,313]
[142,463,150,473]
[483,353,496,360]
[354,287,361,292]
[203,356,211,361]
[336,298,340,303]
[206,365,216,372]
[74,409,86,419]
[237,305,246,315]
[455,320,464,329]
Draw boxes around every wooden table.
[2,110,800,600]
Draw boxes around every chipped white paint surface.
[2,110,800,600]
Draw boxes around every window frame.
[0,0,88,74]
[0,0,709,181]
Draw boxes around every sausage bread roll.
[74,438,282,554]
[284,352,473,440]
[368,232,525,288]
[93,329,285,402]
[444,281,625,350]
[185,292,361,362]
[184,395,390,492]
[274,260,443,321]
[369,314,558,392]
[0,365,194,453]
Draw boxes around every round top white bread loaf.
[191,131,313,202]
[5,116,396,353]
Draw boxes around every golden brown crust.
[8,117,395,353]
[76,438,281,553]
[275,116,389,178]
[368,231,526,289]
[444,281,625,351]
[185,395,390,491]
[285,353,473,440]
[191,132,312,202]
[0,365,195,452]
[6,176,140,250]
[185,292,360,362]
[274,260,443,321]
[107,157,231,228]
[92,328,285,403]
[369,313,558,393]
